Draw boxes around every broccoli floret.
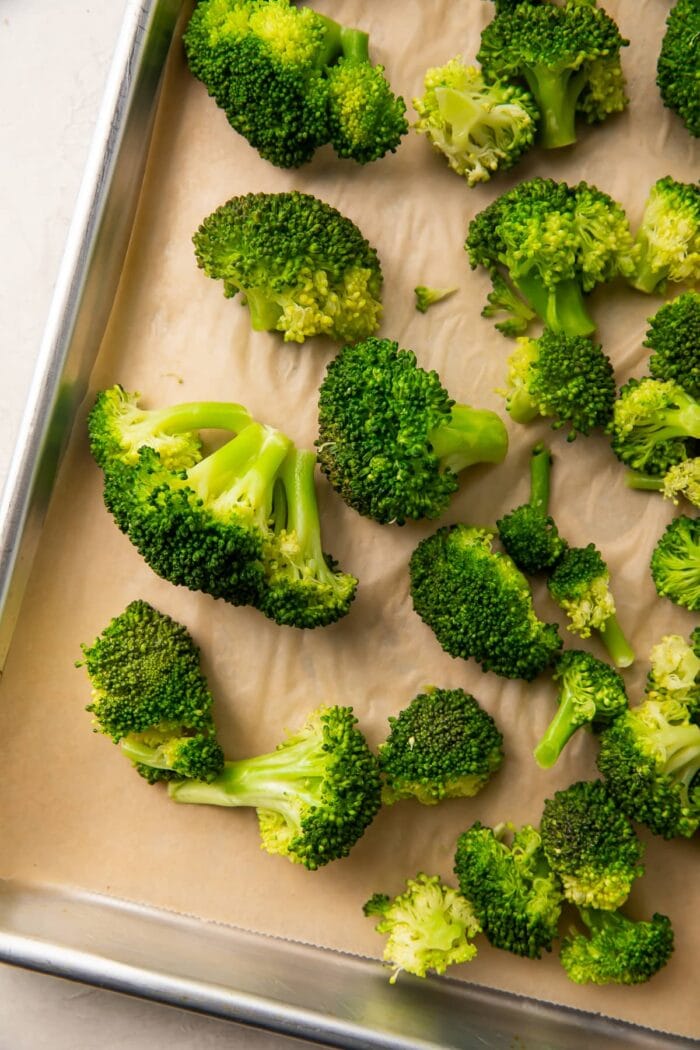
[646,632,700,717]
[78,600,224,783]
[626,457,700,509]
[454,822,563,959]
[534,651,628,769]
[316,338,508,525]
[650,514,700,612]
[169,705,381,869]
[610,377,700,478]
[477,1,628,149]
[629,177,700,295]
[414,285,457,313]
[410,524,562,680]
[500,329,616,438]
[657,0,700,139]
[378,688,504,805]
[363,873,481,982]
[540,781,644,910]
[561,908,674,985]
[597,695,700,838]
[480,271,537,338]
[466,177,636,338]
[413,59,538,186]
[193,191,383,344]
[183,0,406,168]
[497,443,568,574]
[644,291,700,400]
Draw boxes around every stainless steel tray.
[0,3,695,1046]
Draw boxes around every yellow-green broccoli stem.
[513,274,596,338]
[522,66,587,149]
[427,404,508,474]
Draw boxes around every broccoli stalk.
[497,443,568,575]
[561,908,674,985]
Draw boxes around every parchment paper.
[1,0,698,1037]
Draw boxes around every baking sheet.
[1,0,698,1039]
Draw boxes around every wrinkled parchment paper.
[1,0,698,1037]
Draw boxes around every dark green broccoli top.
[561,908,674,986]
[645,292,700,400]
[650,514,700,613]
[497,443,567,575]
[657,0,700,138]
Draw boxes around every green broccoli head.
[610,377,700,477]
[414,285,457,313]
[657,0,700,139]
[326,53,407,164]
[378,688,504,805]
[629,177,700,294]
[193,191,383,344]
[363,873,481,982]
[454,822,563,959]
[645,291,700,400]
[497,443,568,575]
[534,650,628,769]
[413,59,538,186]
[561,908,674,985]
[316,338,508,525]
[646,632,700,717]
[410,524,562,681]
[169,705,381,869]
[78,600,224,783]
[650,514,700,613]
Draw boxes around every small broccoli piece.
[497,443,567,574]
[645,291,700,400]
[561,908,674,985]
[466,177,636,338]
[169,705,381,869]
[413,59,538,186]
[650,515,700,612]
[410,524,562,681]
[316,338,508,525]
[477,1,629,149]
[534,651,628,769]
[414,285,457,313]
[78,600,224,783]
[325,44,408,165]
[597,695,700,838]
[626,457,700,509]
[501,329,616,438]
[193,191,383,344]
[363,873,481,982]
[646,632,700,718]
[657,0,700,139]
[454,822,563,959]
[629,177,700,294]
[481,271,537,338]
[610,377,700,478]
[540,781,644,910]
[378,688,504,805]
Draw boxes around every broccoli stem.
[121,736,177,772]
[278,449,338,587]
[529,443,552,514]
[523,67,587,149]
[513,275,596,337]
[625,471,664,491]
[533,685,581,769]
[316,14,370,65]
[144,401,253,436]
[598,614,635,669]
[629,237,666,294]
[428,404,508,474]
[244,288,284,332]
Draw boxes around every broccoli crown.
[183,0,406,168]
[193,191,383,344]
[497,443,567,575]
[534,649,628,769]
[454,822,563,959]
[378,688,504,805]
[169,705,382,869]
[79,600,224,783]
[657,0,700,138]
[540,780,644,910]
[644,291,700,400]
[477,1,628,149]
[501,329,616,438]
[650,514,700,613]
[316,338,508,525]
[413,59,538,186]
[363,873,481,982]
[597,696,700,838]
[610,377,700,476]
[414,285,457,313]
[561,908,674,985]
[629,177,700,294]
[547,544,613,637]
[646,633,700,717]
[466,177,635,338]
[410,525,562,681]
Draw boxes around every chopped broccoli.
[500,329,616,438]
[650,514,700,612]
[497,443,568,574]
[466,177,636,338]
[378,688,504,805]
[534,650,628,769]
[477,1,628,149]
[629,177,700,295]
[481,271,537,338]
[540,781,644,910]
[410,524,562,680]
[610,377,700,478]
[183,0,406,168]
[657,0,700,139]
[597,695,700,838]
[193,191,383,344]
[645,291,700,400]
[169,705,381,869]
[315,338,508,525]
[626,457,700,509]
[646,632,700,717]
[413,59,538,185]
[363,873,481,982]
[561,908,674,985]
[78,600,224,784]
[454,822,563,959]
[414,285,457,313]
